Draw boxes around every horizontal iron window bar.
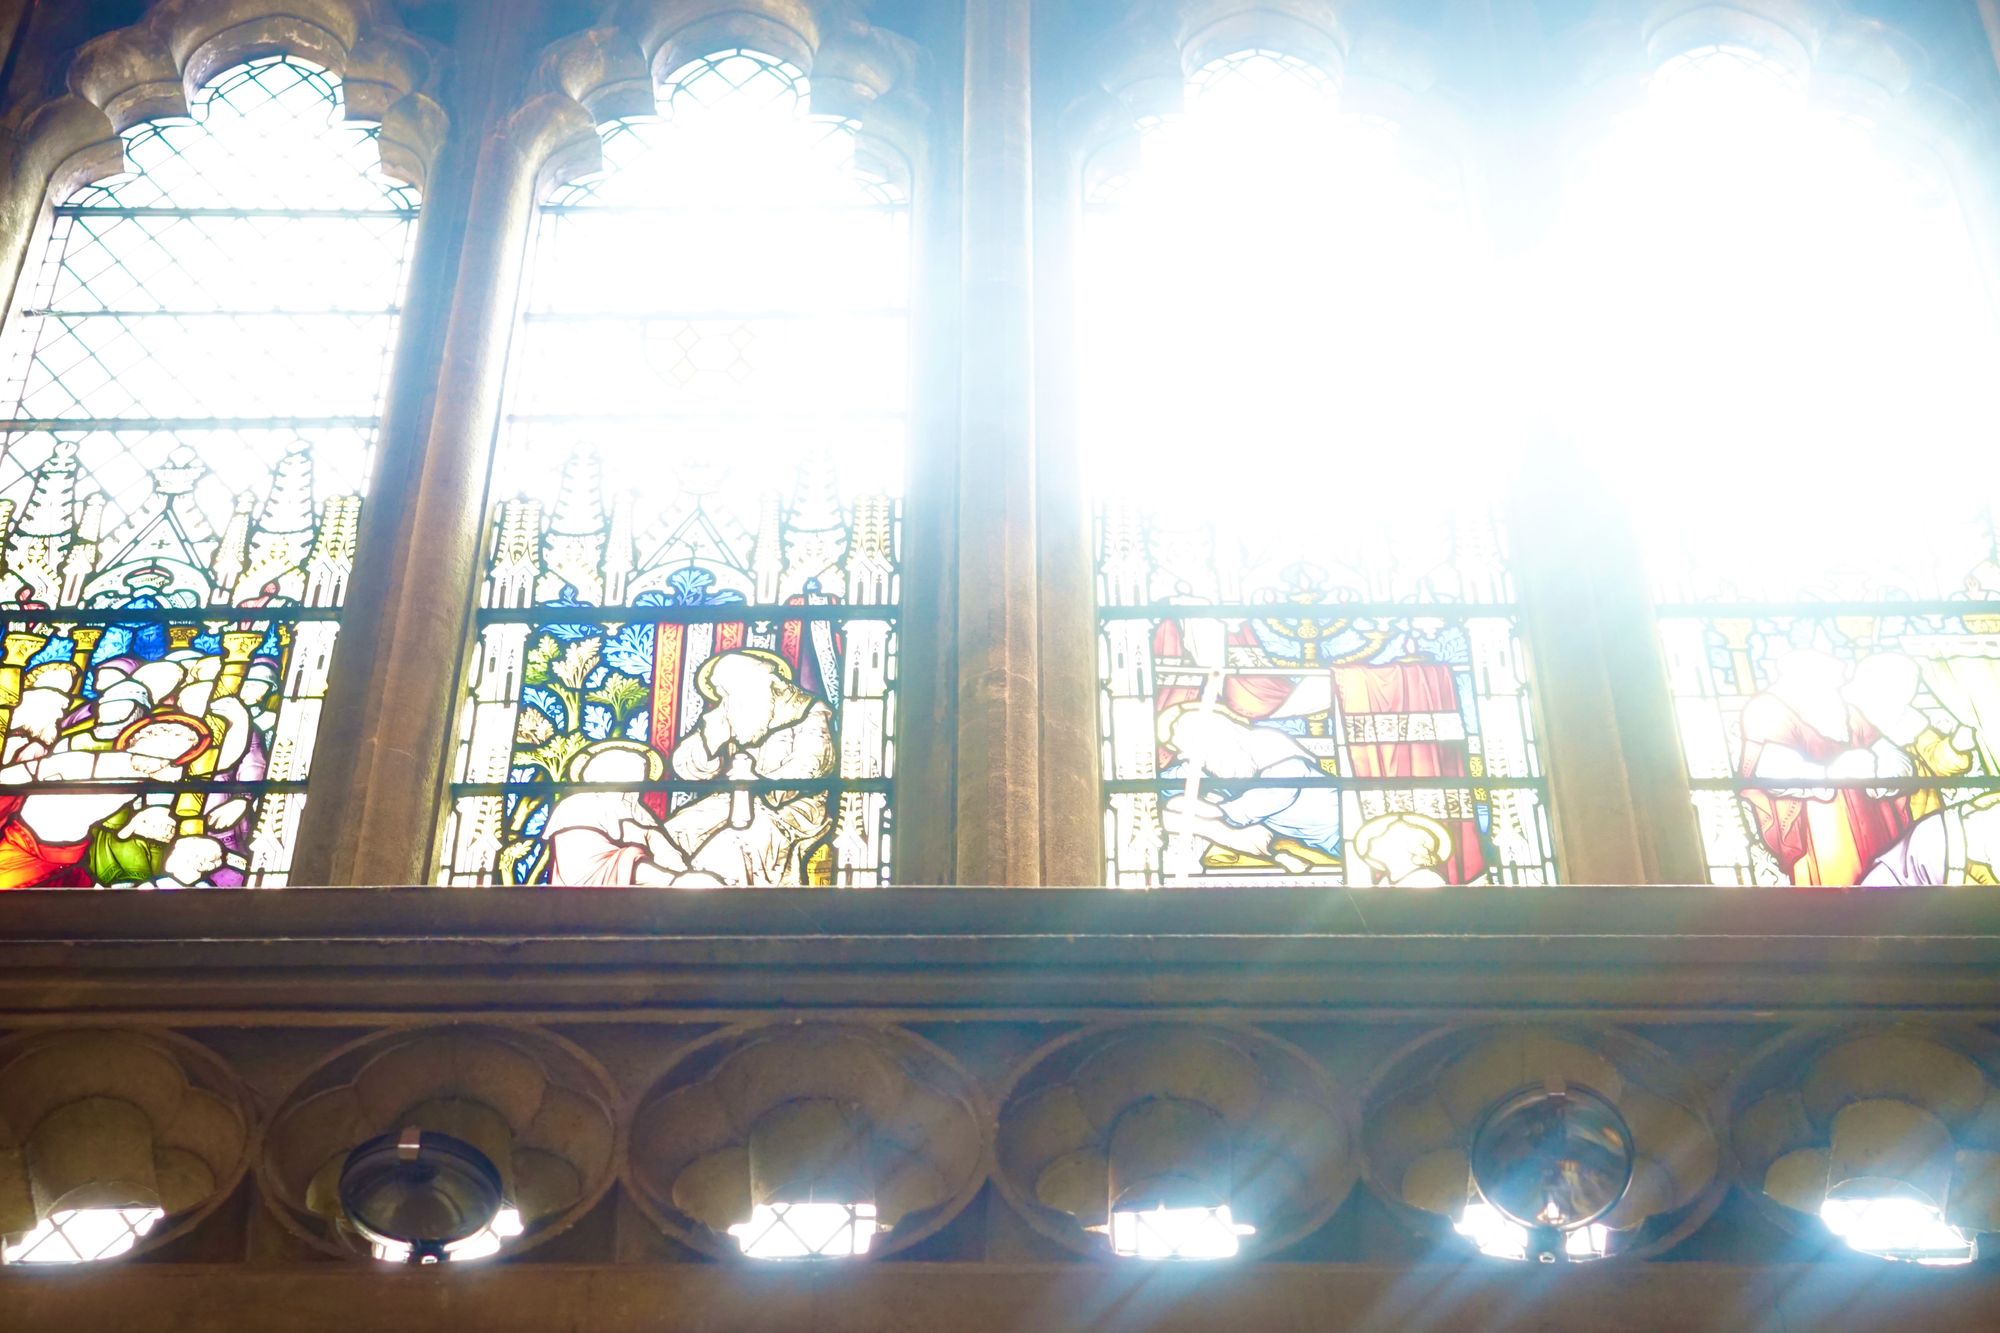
[0,779,308,794]
[540,203,904,216]
[2,606,343,626]
[451,777,894,797]
[1097,602,1517,620]
[55,206,420,220]
[1656,600,2000,617]
[503,411,905,424]
[25,309,402,320]
[522,309,908,322]
[0,417,379,432]
[475,604,894,625]
[1689,776,2000,791]
[1102,776,1546,793]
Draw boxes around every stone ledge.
[0,886,1995,1018]
[3,1259,1998,1333]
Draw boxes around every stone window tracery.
[440,47,909,888]
[1554,31,2000,887]
[0,53,420,889]
[1084,46,1555,889]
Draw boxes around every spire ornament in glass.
[0,56,418,888]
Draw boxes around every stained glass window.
[1086,50,1554,888]
[0,56,417,889]
[1556,44,2000,886]
[440,50,906,888]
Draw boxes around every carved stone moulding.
[1362,1024,1723,1262]
[994,1023,1355,1259]
[1729,1025,2000,1259]
[526,0,924,203]
[0,1028,251,1265]
[9,0,445,206]
[1071,1,1474,206]
[626,1022,988,1260]
[258,1024,618,1262]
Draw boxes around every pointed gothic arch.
[437,3,927,889]
[0,1,443,888]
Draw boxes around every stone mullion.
[956,0,1043,885]
[289,4,555,886]
[1482,0,1705,887]
[890,28,965,887]
[1031,89,1101,887]
[1508,449,1704,886]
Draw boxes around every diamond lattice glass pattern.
[441,51,907,889]
[1085,51,1553,888]
[2,1207,164,1265]
[0,56,418,889]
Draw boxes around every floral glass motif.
[441,51,906,888]
[1086,51,1553,888]
[1575,49,2000,886]
[0,57,417,889]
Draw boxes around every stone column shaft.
[290,4,554,885]
[1033,101,1100,886]
[956,0,1042,885]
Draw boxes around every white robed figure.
[544,649,836,887]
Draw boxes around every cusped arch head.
[624,1022,990,1260]
[993,1022,1356,1259]
[0,1028,252,1266]
[1726,1023,2000,1260]
[1360,1023,1725,1263]
[258,1023,620,1262]
[524,1,924,205]
[10,0,445,209]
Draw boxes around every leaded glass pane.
[0,56,417,889]
[441,51,907,888]
[1086,51,1555,888]
[1559,45,2000,886]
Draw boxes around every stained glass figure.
[0,57,418,888]
[1559,47,2000,885]
[441,51,906,888]
[1086,51,1554,887]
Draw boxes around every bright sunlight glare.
[367,1206,524,1264]
[1453,1202,1611,1262]
[728,1201,880,1259]
[1107,1204,1257,1260]
[1081,50,1497,542]
[1821,1193,1976,1266]
[1547,44,2000,594]
[2,1207,164,1265]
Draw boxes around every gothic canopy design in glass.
[441,49,909,888]
[0,56,419,889]
[1083,49,1554,889]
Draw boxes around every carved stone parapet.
[0,1029,249,1258]
[1363,1024,1723,1260]
[258,1025,618,1261]
[1731,1025,2000,1243]
[627,1023,988,1258]
[994,1024,1354,1257]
